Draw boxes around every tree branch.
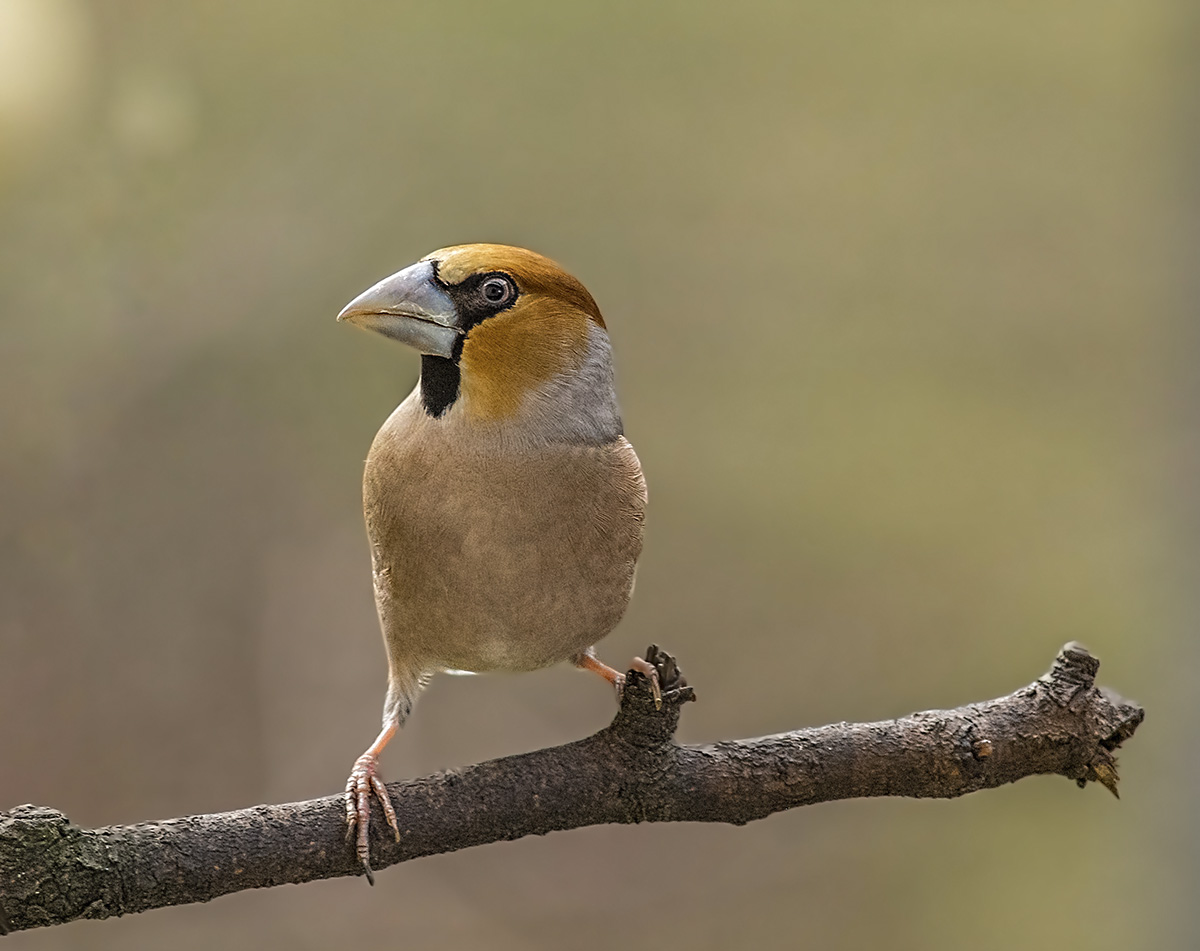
[0,643,1143,934]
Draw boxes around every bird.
[336,243,655,882]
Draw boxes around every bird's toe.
[627,656,663,710]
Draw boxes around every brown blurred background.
[0,1,1191,948]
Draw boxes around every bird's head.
[339,244,621,442]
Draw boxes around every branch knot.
[1041,641,1100,707]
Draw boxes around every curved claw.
[344,752,399,884]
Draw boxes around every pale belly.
[364,425,645,677]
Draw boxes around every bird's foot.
[629,644,690,708]
[575,644,689,710]
[344,752,399,885]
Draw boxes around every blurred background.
[0,1,1191,948]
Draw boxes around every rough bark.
[0,643,1143,935]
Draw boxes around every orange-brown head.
[339,244,621,441]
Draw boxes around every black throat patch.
[419,355,461,418]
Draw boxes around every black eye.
[480,276,515,307]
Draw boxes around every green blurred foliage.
[0,1,1189,948]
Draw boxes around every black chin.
[420,354,460,418]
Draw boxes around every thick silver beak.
[337,260,460,358]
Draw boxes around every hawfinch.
[337,244,653,881]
